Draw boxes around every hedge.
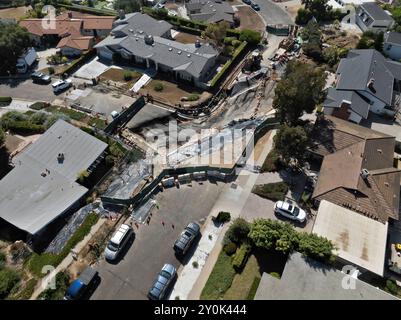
[5,121,45,135]
[210,41,247,88]
[232,243,252,272]
[252,182,289,202]
[27,213,99,277]
[57,4,117,16]
[0,97,12,106]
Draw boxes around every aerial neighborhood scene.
[1,0,401,304]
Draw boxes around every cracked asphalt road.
[252,0,293,25]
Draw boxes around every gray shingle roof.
[186,0,234,24]
[385,31,401,45]
[336,49,395,105]
[360,2,394,21]
[0,120,107,234]
[323,87,371,119]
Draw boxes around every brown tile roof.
[312,115,400,222]
[56,36,93,51]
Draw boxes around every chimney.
[195,39,201,48]
[361,168,370,180]
[367,78,375,91]
[119,9,125,20]
[144,35,154,45]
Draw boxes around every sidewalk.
[170,130,276,299]
[30,218,106,300]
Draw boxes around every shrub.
[0,268,20,299]
[239,29,262,45]
[77,170,90,183]
[123,71,133,81]
[232,242,252,272]
[48,67,55,75]
[187,94,200,101]
[224,36,236,45]
[153,82,164,92]
[261,149,282,172]
[30,102,48,110]
[252,182,288,202]
[297,232,335,263]
[216,211,231,223]
[0,96,12,106]
[14,278,38,300]
[224,218,250,245]
[269,272,280,279]
[223,241,237,256]
[232,39,242,48]
[0,252,5,268]
[192,261,199,268]
[385,280,400,296]
[38,272,70,300]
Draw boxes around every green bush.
[187,94,200,101]
[14,278,38,300]
[28,213,99,277]
[385,280,400,296]
[0,97,12,106]
[216,211,231,223]
[30,102,48,110]
[223,241,237,256]
[224,36,237,45]
[5,121,45,134]
[38,272,70,300]
[0,252,5,269]
[232,242,252,272]
[232,39,242,48]
[252,182,288,202]
[153,82,164,92]
[123,71,133,81]
[269,272,280,279]
[0,268,20,299]
[224,218,250,245]
[239,29,262,45]
[246,276,261,300]
[48,67,55,75]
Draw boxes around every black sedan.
[31,72,51,84]
[242,0,252,4]
[251,2,261,10]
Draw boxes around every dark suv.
[173,222,200,256]
[31,72,51,84]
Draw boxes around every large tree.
[201,21,229,52]
[114,0,140,13]
[0,22,32,75]
[272,61,326,125]
[274,124,309,165]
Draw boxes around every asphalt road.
[252,0,293,25]
[0,78,57,102]
[91,180,225,300]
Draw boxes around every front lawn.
[252,182,289,202]
[99,68,142,90]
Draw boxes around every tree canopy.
[296,0,343,24]
[272,61,326,125]
[0,22,32,75]
[202,21,229,51]
[239,29,262,45]
[357,31,384,52]
[114,0,141,13]
[273,124,309,165]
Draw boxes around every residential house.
[185,0,236,26]
[255,251,397,299]
[355,2,394,33]
[309,115,401,276]
[19,11,115,56]
[0,120,107,248]
[95,12,219,88]
[323,49,401,124]
[384,31,401,61]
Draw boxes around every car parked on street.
[274,200,306,223]
[104,224,134,261]
[52,79,72,93]
[251,2,261,10]
[173,222,200,256]
[64,266,100,300]
[242,0,252,4]
[147,263,177,300]
[31,72,51,84]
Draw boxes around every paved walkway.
[30,218,106,300]
[169,130,276,299]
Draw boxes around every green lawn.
[252,182,289,202]
[200,250,236,300]
[224,255,261,300]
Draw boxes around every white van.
[104,224,134,261]
[52,79,72,93]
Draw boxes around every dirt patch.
[237,6,265,32]
[174,32,204,44]
[0,6,30,20]
[4,134,23,154]
[139,78,212,107]
[99,67,142,91]
[322,26,360,50]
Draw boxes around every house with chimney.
[323,49,401,124]
[94,12,219,88]
[355,2,394,33]
[185,0,236,26]
[309,115,401,276]
[19,11,115,56]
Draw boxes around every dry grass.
[99,68,142,90]
[174,32,204,44]
[237,6,265,32]
[0,6,30,20]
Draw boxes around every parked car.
[173,222,200,256]
[274,200,306,223]
[104,224,134,261]
[242,0,252,4]
[31,72,51,84]
[64,266,99,300]
[251,3,261,10]
[147,263,176,300]
[52,79,72,93]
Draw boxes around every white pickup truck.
[16,48,38,74]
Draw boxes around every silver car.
[104,224,133,261]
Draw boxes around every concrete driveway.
[253,0,293,25]
[91,180,225,300]
[74,57,110,80]
[36,48,58,71]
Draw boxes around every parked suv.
[31,72,51,84]
[147,263,176,300]
[104,224,134,261]
[274,200,306,223]
[52,79,72,93]
[173,222,200,256]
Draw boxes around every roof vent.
[169,47,173,51]
[367,78,375,91]
[139,30,144,34]
[129,28,133,33]
[361,168,370,180]
[144,35,154,45]
[178,50,182,54]
[187,54,191,57]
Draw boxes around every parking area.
[91,180,225,300]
